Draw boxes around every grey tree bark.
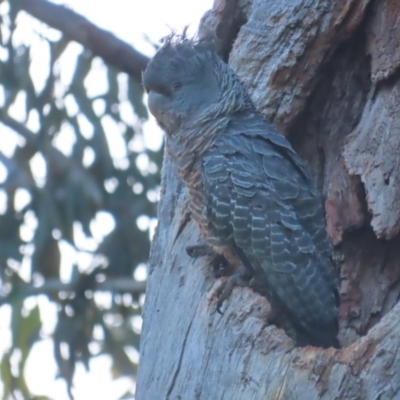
[136,0,400,399]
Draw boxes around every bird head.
[142,34,253,137]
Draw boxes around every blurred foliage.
[0,1,161,398]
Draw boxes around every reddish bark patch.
[325,158,365,245]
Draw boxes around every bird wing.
[202,114,338,341]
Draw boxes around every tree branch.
[0,109,82,172]
[27,277,146,296]
[0,278,146,306]
[0,111,147,296]
[19,0,149,82]
[0,109,37,146]
[0,107,92,178]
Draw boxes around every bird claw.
[187,245,252,313]
[214,269,252,314]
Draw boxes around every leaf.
[11,300,40,355]
[8,297,40,398]
[0,353,12,400]
[15,360,31,399]
[32,190,61,277]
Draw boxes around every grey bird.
[143,35,340,348]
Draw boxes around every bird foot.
[186,243,214,258]
[186,244,230,278]
[215,267,252,314]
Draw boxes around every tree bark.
[136,0,400,398]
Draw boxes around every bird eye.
[173,81,182,90]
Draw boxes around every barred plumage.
[143,35,339,348]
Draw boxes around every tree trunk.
[136,0,400,398]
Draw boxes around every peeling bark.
[229,0,371,128]
[137,0,400,398]
[344,81,400,240]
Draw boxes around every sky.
[50,0,212,56]
[0,0,213,399]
